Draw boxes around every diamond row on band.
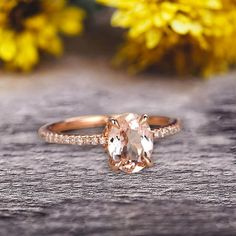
[39,130,106,145]
[153,124,181,138]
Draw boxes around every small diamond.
[84,136,91,145]
[69,136,75,144]
[63,135,70,144]
[99,136,107,145]
[48,133,54,143]
[75,136,83,145]
[54,134,59,143]
[91,136,99,145]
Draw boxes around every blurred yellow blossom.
[98,0,236,76]
[0,0,85,71]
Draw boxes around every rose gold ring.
[38,113,181,174]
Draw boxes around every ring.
[38,113,181,174]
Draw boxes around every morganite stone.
[104,113,154,173]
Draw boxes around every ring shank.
[48,115,108,132]
[39,115,181,145]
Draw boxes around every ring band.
[38,113,181,173]
[39,114,180,145]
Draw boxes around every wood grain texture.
[0,22,235,236]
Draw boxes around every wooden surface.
[0,23,235,236]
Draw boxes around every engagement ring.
[38,113,181,174]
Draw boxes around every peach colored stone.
[104,113,154,173]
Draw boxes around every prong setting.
[142,155,153,167]
[140,114,149,124]
[108,159,122,172]
[109,118,120,128]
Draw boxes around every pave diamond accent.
[103,113,154,174]
[39,130,103,146]
[153,124,181,138]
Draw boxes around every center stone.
[104,113,154,173]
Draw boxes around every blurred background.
[0,1,235,236]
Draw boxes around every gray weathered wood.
[0,23,235,236]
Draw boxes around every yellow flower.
[98,0,236,76]
[0,0,85,71]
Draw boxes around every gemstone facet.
[104,113,154,173]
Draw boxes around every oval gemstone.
[104,113,154,173]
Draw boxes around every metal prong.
[109,159,121,172]
[109,118,120,128]
[142,156,153,167]
[140,114,149,123]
